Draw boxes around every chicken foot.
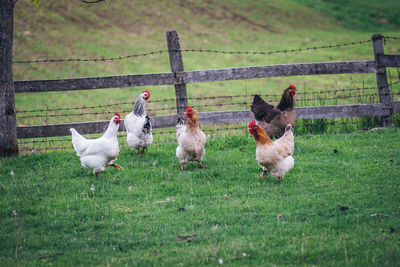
[181,164,186,171]
[197,161,206,169]
[110,163,124,171]
[137,147,147,157]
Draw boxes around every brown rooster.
[248,120,294,183]
[251,84,296,139]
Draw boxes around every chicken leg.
[197,161,206,169]
[260,170,268,181]
[110,163,124,171]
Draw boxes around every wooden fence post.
[166,30,188,116]
[0,0,18,156]
[372,34,393,127]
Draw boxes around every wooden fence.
[8,32,400,148]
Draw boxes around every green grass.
[12,0,400,126]
[1,128,400,266]
[298,0,400,32]
[5,1,400,265]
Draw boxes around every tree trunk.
[0,0,18,156]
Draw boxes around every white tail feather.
[70,128,89,156]
[176,118,186,139]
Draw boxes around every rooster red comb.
[185,106,193,113]
[289,84,296,90]
[248,120,257,128]
[142,90,150,96]
[114,113,120,119]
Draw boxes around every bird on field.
[176,106,207,170]
[248,120,294,183]
[251,84,296,139]
[124,90,153,156]
[70,113,123,178]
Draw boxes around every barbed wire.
[382,35,400,41]
[180,40,372,56]
[17,91,400,120]
[18,118,386,153]
[16,96,248,114]
[10,93,368,117]
[19,147,72,152]
[16,102,248,119]
[16,99,177,114]
[16,80,400,115]
[298,81,400,95]
[13,50,169,64]
[12,39,373,65]
[296,120,375,128]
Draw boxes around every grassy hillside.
[12,0,400,128]
[1,128,400,265]
[299,0,400,32]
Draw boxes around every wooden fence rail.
[16,101,400,139]
[14,60,380,93]
[3,32,400,152]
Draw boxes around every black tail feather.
[142,116,152,134]
[252,94,264,105]
[176,117,185,126]
[251,94,276,122]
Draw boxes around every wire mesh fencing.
[13,35,400,154]
[16,79,400,155]
[16,81,400,126]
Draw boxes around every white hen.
[176,106,206,170]
[70,113,123,177]
[124,90,153,156]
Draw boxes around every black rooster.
[251,84,296,139]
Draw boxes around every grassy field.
[4,1,400,265]
[12,0,400,127]
[1,128,400,266]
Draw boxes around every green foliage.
[30,0,40,8]
[1,128,400,265]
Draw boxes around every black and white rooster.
[124,90,153,156]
